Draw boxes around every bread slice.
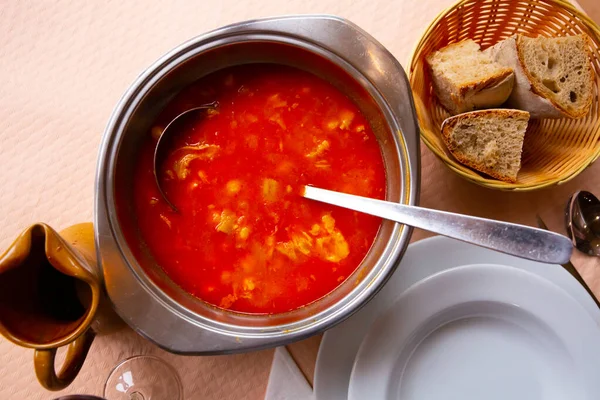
[441,109,530,182]
[426,39,515,115]
[485,34,594,119]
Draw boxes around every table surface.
[1,1,599,399]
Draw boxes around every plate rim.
[347,262,600,400]
[314,235,600,400]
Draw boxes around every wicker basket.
[409,0,600,190]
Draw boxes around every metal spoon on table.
[153,101,218,212]
[537,216,600,309]
[565,191,600,256]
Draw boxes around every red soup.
[132,64,386,314]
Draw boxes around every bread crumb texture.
[442,110,530,182]
[518,34,593,118]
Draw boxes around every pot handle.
[33,328,96,391]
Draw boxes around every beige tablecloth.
[1,1,599,399]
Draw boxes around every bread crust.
[515,34,594,119]
[441,109,530,183]
[486,36,563,119]
[455,68,513,97]
[427,40,515,115]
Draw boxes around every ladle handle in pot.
[34,329,96,391]
[303,186,573,265]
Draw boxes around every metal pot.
[95,15,420,354]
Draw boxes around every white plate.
[314,236,600,400]
[348,263,600,400]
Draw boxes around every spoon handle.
[303,186,573,265]
[537,216,600,309]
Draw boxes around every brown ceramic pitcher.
[0,222,121,391]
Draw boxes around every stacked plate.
[314,236,600,400]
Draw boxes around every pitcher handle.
[33,328,96,391]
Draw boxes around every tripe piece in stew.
[132,64,386,314]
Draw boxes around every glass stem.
[129,391,145,400]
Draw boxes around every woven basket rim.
[408,0,600,191]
